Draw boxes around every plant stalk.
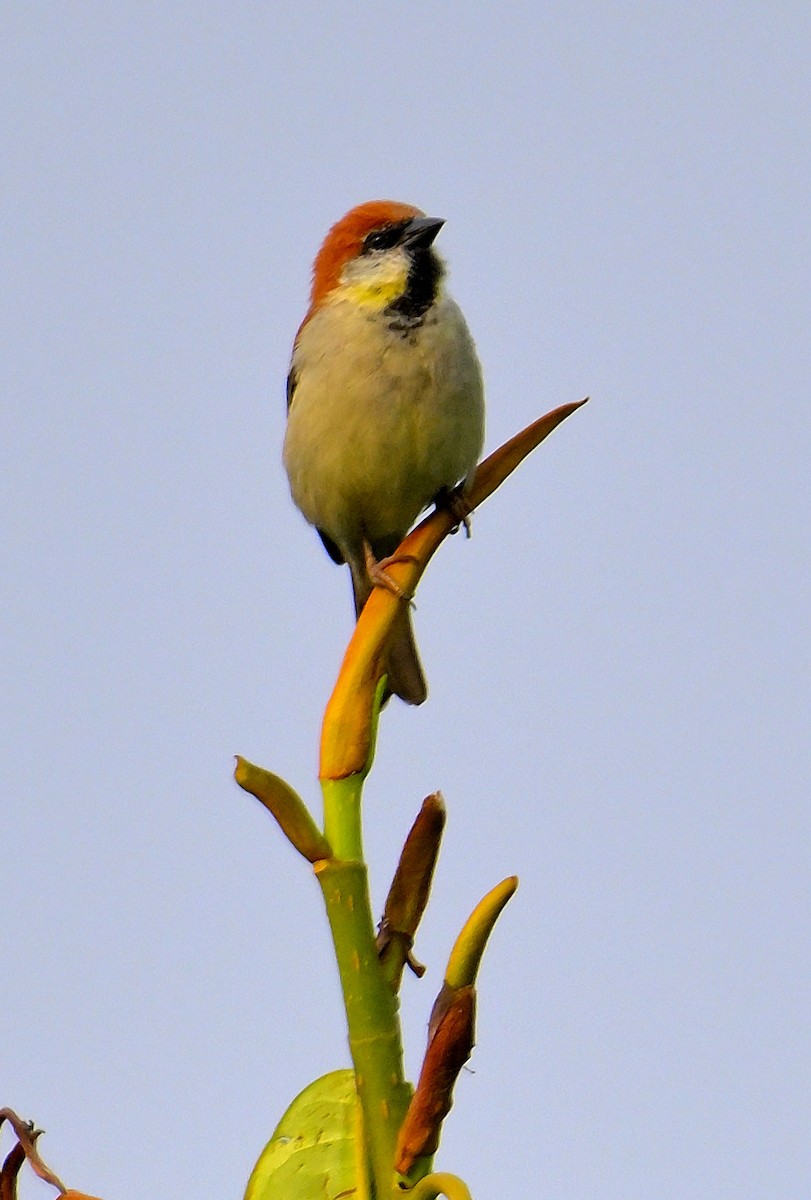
[316,856,411,1197]
[319,774,411,1196]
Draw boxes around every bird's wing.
[286,363,298,411]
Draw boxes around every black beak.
[401,215,445,250]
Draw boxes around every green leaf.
[244,1070,369,1200]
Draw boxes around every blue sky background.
[3,5,809,1199]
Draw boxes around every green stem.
[322,776,364,861]
[402,1172,473,1200]
[316,854,411,1198]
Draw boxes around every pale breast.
[284,293,484,553]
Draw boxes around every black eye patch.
[362,222,409,253]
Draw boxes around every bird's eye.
[363,224,406,253]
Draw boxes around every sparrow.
[283,200,485,705]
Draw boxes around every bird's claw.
[437,485,474,538]
[363,541,418,605]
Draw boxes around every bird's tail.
[350,564,427,706]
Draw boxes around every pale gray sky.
[3,5,810,1199]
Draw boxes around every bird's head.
[308,200,446,322]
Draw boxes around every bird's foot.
[363,540,418,604]
[436,484,474,538]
